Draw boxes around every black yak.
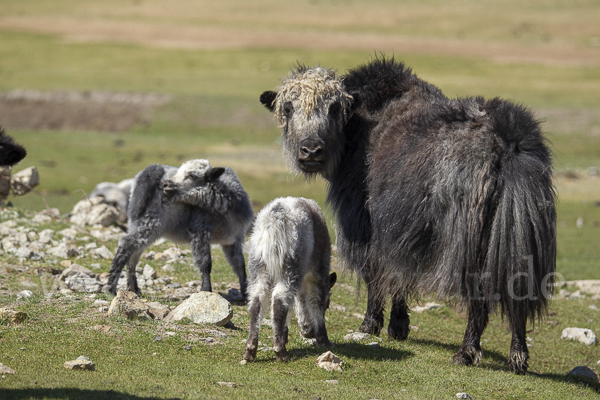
[107,159,254,297]
[243,197,336,362]
[259,58,556,374]
[0,128,27,167]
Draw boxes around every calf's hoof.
[243,348,256,362]
[387,317,410,341]
[274,349,289,362]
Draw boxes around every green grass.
[1,0,599,397]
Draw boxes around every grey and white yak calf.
[107,159,254,297]
[243,197,336,362]
[259,58,556,374]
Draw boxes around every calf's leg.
[190,229,213,292]
[272,282,295,361]
[222,240,248,299]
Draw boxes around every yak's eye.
[185,174,200,181]
[283,102,293,116]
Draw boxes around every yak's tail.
[482,98,556,322]
[127,164,166,222]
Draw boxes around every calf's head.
[261,66,353,179]
[162,159,225,198]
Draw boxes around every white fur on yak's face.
[261,66,353,180]
[170,159,212,186]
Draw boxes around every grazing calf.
[0,128,26,167]
[243,197,336,362]
[107,159,253,296]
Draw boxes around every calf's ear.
[206,167,226,182]
[260,91,277,112]
[329,272,337,289]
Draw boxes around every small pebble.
[240,360,247,365]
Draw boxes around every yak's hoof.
[243,348,257,362]
[452,347,483,367]
[275,349,289,362]
[359,316,384,336]
[507,351,529,374]
[388,317,410,341]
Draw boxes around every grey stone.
[107,290,153,320]
[90,245,114,259]
[58,228,78,240]
[146,301,171,320]
[0,308,28,323]
[456,394,472,400]
[47,243,71,258]
[65,272,102,293]
[0,363,16,375]
[64,356,95,371]
[38,229,54,244]
[164,292,232,326]
[11,166,40,196]
[561,327,597,345]
[412,302,443,313]
[86,204,120,227]
[60,264,96,280]
[568,366,599,382]
[316,351,343,372]
[16,290,33,300]
[143,264,157,279]
[344,332,371,342]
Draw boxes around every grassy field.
[1,0,600,398]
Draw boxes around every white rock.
[316,351,343,372]
[64,355,95,371]
[561,327,597,345]
[143,264,157,279]
[590,305,598,311]
[412,302,443,313]
[162,264,175,272]
[58,228,78,240]
[60,264,96,280]
[456,393,472,399]
[38,229,54,244]
[16,290,33,300]
[107,290,153,320]
[90,245,114,259]
[11,166,39,195]
[164,292,232,326]
[567,280,600,296]
[344,332,371,342]
[0,363,16,375]
[65,272,102,293]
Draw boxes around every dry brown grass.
[1,0,600,66]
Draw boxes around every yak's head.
[162,159,225,198]
[298,272,337,340]
[0,128,27,167]
[260,66,353,180]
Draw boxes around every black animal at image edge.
[260,57,556,374]
[0,128,27,167]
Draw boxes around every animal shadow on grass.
[248,343,411,363]
[411,338,508,371]
[0,388,164,400]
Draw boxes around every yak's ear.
[349,92,361,111]
[206,167,226,182]
[329,272,337,289]
[260,91,277,112]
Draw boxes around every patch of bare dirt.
[0,90,172,133]
[1,17,600,67]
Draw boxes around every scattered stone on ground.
[107,290,153,320]
[567,280,600,297]
[11,166,40,196]
[561,327,597,345]
[344,332,371,342]
[146,301,171,320]
[568,366,599,382]
[0,308,28,323]
[0,363,16,375]
[64,356,95,371]
[456,393,472,400]
[412,302,443,313]
[317,351,344,372]
[325,380,339,384]
[590,304,599,311]
[165,292,233,326]
[217,382,241,388]
[16,290,33,300]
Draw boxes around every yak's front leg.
[358,266,384,336]
[452,299,489,367]
[190,228,213,292]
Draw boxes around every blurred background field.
[1,0,599,278]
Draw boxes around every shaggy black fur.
[0,128,27,167]
[261,57,556,374]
